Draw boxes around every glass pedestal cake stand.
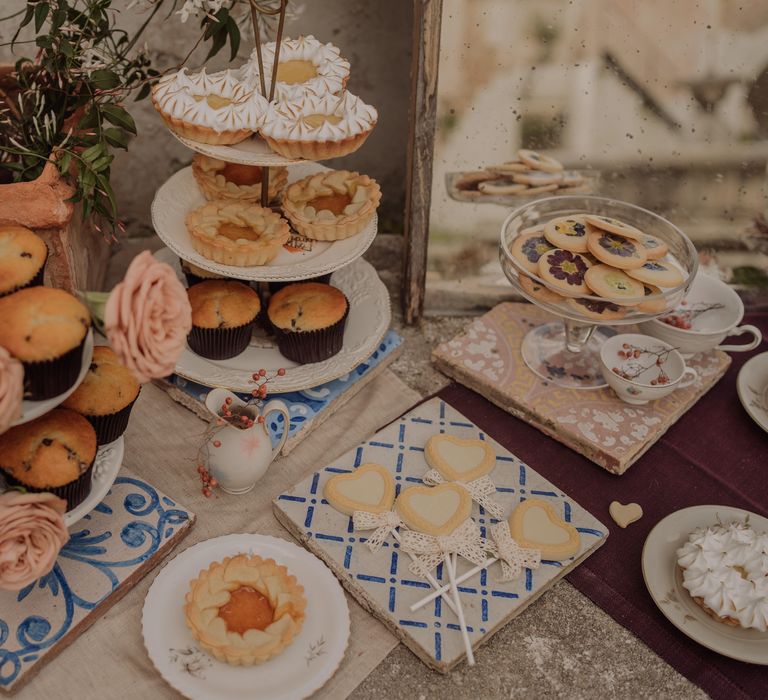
[499,195,699,389]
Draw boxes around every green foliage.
[0,0,243,235]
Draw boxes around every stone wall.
[0,1,413,235]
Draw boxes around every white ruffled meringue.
[259,92,377,144]
[239,35,350,101]
[677,521,768,632]
[152,68,267,133]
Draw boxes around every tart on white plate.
[192,154,288,204]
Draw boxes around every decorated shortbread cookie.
[537,248,592,297]
[587,230,647,270]
[609,501,643,528]
[584,264,645,305]
[626,260,684,288]
[518,149,563,173]
[519,275,566,305]
[508,499,580,560]
[511,232,555,274]
[638,283,667,313]
[513,170,562,187]
[324,463,396,516]
[560,171,584,187]
[425,435,495,482]
[478,180,527,195]
[584,214,644,241]
[637,233,668,260]
[488,161,529,175]
[544,216,589,253]
[523,184,559,195]
[396,483,472,537]
[566,296,627,320]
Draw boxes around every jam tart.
[192,154,288,204]
[239,35,350,102]
[259,92,377,161]
[152,68,266,145]
[184,554,307,666]
[281,170,381,241]
[185,201,290,267]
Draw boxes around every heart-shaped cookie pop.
[509,499,580,560]
[324,463,396,516]
[396,483,472,537]
[425,435,496,482]
[609,501,643,529]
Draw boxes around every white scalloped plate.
[642,505,768,665]
[14,329,94,427]
[152,165,378,282]
[170,130,307,167]
[64,436,124,528]
[737,352,768,434]
[142,533,350,700]
[162,252,390,392]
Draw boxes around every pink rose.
[0,491,69,591]
[105,251,192,383]
[0,347,23,436]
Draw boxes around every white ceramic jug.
[204,387,291,495]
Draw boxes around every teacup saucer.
[737,351,768,433]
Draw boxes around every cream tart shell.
[184,554,307,666]
[185,200,290,267]
[282,170,381,241]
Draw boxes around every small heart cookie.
[324,463,396,516]
[425,434,496,482]
[544,216,589,253]
[509,499,580,560]
[609,501,643,528]
[396,483,472,537]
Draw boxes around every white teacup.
[638,272,761,357]
[599,333,698,405]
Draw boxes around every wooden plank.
[403,0,443,324]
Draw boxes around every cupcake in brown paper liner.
[0,225,48,298]
[267,282,348,364]
[187,280,261,360]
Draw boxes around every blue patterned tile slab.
[0,473,195,693]
[164,330,403,453]
[273,397,608,672]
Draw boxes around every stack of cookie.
[455,149,591,199]
[510,213,685,320]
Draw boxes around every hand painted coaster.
[0,472,195,692]
[423,435,504,518]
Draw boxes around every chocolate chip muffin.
[187,280,261,360]
[62,346,141,444]
[267,282,349,363]
[0,225,48,297]
[0,408,97,509]
[0,287,91,400]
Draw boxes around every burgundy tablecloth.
[437,311,768,699]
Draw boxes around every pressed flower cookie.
[519,274,566,304]
[518,149,563,173]
[586,229,647,270]
[510,232,555,274]
[477,180,528,195]
[543,215,589,253]
[636,233,668,260]
[566,296,627,320]
[584,214,645,241]
[625,260,685,288]
[537,248,593,297]
[508,499,580,561]
[584,264,645,305]
[513,170,563,187]
[323,463,396,516]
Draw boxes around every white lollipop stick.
[444,552,475,666]
[391,529,460,616]
[410,556,498,612]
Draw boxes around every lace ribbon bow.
[488,521,541,581]
[353,510,402,552]
[422,469,504,519]
[399,518,488,577]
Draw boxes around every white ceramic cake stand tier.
[64,436,124,529]
[152,163,377,282]
[642,505,768,665]
[14,329,95,427]
[170,129,307,167]
[142,533,350,700]
[157,249,391,393]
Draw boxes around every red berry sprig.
[197,464,219,498]
[611,342,674,384]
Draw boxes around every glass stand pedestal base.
[521,322,613,389]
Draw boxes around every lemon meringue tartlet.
[152,68,266,145]
[185,200,290,267]
[259,92,377,161]
[282,170,381,241]
[239,35,350,101]
[184,554,307,666]
[192,154,288,204]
